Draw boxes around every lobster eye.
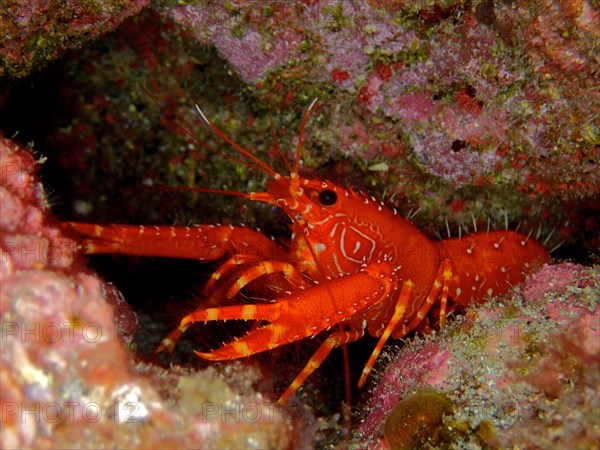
[318,189,337,206]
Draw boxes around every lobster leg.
[356,261,452,388]
[278,329,366,404]
[63,222,287,261]
[164,261,398,401]
[279,278,415,402]
[157,257,307,353]
[225,260,307,297]
[392,259,453,338]
[358,280,414,387]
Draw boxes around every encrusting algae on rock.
[384,390,455,450]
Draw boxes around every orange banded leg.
[203,254,260,292]
[159,257,306,353]
[162,260,396,401]
[278,329,366,405]
[179,261,395,355]
[156,301,283,354]
[156,324,191,353]
[437,260,453,326]
[202,254,260,294]
[358,280,414,387]
[393,259,453,339]
[226,261,306,297]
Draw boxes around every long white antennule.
[294,97,319,176]
[194,103,276,177]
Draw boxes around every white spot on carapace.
[330,223,339,239]
[332,253,343,274]
[455,287,462,297]
[312,242,326,254]
[486,288,494,297]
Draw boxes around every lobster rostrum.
[66,99,551,404]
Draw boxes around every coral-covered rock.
[0,0,149,78]
[0,136,298,449]
[353,263,599,448]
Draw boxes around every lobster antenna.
[294,97,318,176]
[195,104,277,177]
[267,92,293,175]
[142,184,250,199]
[174,110,271,175]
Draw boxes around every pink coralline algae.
[169,3,304,83]
[353,263,600,449]
[0,136,296,449]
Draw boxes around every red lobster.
[65,99,551,404]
